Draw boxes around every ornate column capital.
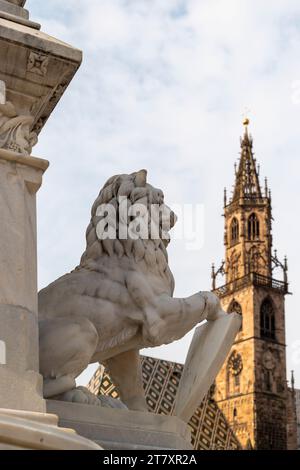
[0,17,82,154]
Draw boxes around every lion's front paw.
[203,292,226,321]
[58,387,99,405]
[55,386,128,409]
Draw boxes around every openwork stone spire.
[232,120,262,202]
[212,119,289,291]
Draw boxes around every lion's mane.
[77,171,175,292]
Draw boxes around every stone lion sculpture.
[39,170,225,411]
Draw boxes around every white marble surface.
[47,400,192,450]
[0,408,101,450]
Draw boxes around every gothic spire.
[232,119,262,202]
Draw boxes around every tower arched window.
[248,213,260,240]
[230,218,239,245]
[260,298,276,340]
[228,300,243,331]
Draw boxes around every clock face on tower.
[228,351,243,376]
[263,350,276,371]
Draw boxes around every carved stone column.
[0,148,48,412]
[0,0,82,412]
[0,1,100,450]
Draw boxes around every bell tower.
[212,120,290,449]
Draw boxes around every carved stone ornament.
[27,51,49,77]
[0,101,38,155]
[262,350,276,371]
[228,351,243,376]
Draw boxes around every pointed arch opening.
[228,299,243,331]
[230,217,239,245]
[248,213,260,240]
[260,298,276,340]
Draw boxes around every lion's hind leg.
[105,349,148,412]
[39,317,99,399]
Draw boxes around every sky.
[27,0,300,387]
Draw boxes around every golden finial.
[242,107,251,128]
[240,109,252,147]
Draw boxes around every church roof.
[87,355,242,450]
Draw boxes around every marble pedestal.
[0,2,101,451]
[0,409,101,450]
[47,401,193,451]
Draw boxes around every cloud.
[27,0,300,386]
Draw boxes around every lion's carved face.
[79,171,176,289]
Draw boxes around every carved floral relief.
[27,51,49,77]
[0,101,38,155]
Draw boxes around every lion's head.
[78,170,177,292]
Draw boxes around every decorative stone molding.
[0,17,82,138]
[0,148,49,173]
[27,51,49,77]
[32,116,46,135]
[31,71,75,135]
[0,101,38,155]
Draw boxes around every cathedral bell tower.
[212,120,289,449]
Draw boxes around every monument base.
[47,400,193,450]
[0,305,46,413]
[0,408,101,450]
